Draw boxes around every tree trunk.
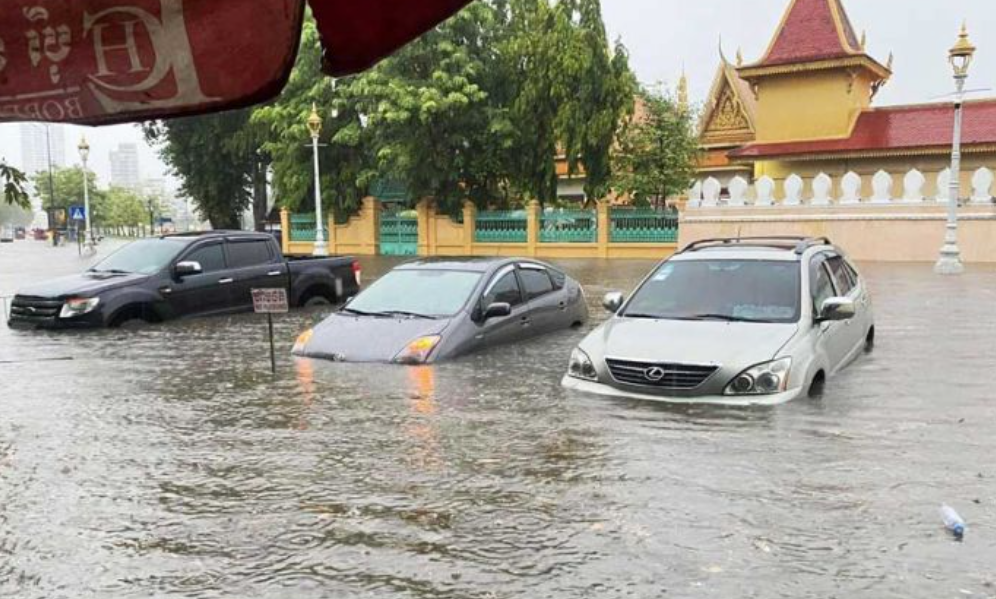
[251,157,270,232]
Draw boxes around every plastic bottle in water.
[940,504,966,539]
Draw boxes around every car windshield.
[345,269,482,318]
[623,259,801,323]
[90,239,189,275]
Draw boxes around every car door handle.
[267,270,283,277]
[218,278,234,285]
[558,301,567,310]
[520,316,531,326]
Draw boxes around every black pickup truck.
[7,231,361,329]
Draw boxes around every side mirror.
[174,261,203,278]
[603,291,625,314]
[483,302,512,320]
[818,297,855,322]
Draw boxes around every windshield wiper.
[622,313,664,320]
[89,268,131,275]
[381,310,437,320]
[687,313,771,323]
[341,307,377,316]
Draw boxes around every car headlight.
[567,348,598,381]
[725,358,792,396]
[292,329,314,355]
[59,297,100,318]
[394,335,441,365]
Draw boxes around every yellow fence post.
[328,210,336,255]
[597,200,610,258]
[416,199,432,256]
[280,208,290,255]
[526,199,540,257]
[362,197,380,256]
[463,201,476,255]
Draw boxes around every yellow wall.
[284,199,677,260]
[680,204,996,263]
[754,70,871,143]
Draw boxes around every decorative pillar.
[328,212,337,255]
[596,200,610,258]
[363,197,380,256]
[463,201,476,255]
[280,208,290,254]
[416,199,432,257]
[526,200,541,257]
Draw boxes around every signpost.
[252,288,289,374]
[69,205,86,221]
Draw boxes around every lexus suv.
[562,237,874,405]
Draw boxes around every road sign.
[69,206,86,221]
[252,288,289,314]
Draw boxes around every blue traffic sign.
[69,206,86,221]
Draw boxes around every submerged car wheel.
[808,372,826,399]
[303,294,334,308]
[865,327,876,352]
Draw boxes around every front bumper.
[7,312,105,330]
[561,376,803,406]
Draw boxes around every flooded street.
[2,239,996,599]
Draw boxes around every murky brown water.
[2,239,996,599]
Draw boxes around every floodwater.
[2,239,996,599]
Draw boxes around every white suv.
[563,237,875,405]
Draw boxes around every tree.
[252,16,376,220]
[612,87,699,208]
[144,109,260,230]
[103,187,148,227]
[2,162,29,209]
[31,167,110,223]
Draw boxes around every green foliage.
[1,162,29,209]
[612,87,700,208]
[144,108,262,230]
[31,167,109,221]
[103,187,150,227]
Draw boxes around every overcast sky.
[1,0,992,189]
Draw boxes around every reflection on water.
[2,242,996,598]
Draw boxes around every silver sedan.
[294,258,588,364]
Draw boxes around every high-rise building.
[19,123,66,177]
[109,143,140,190]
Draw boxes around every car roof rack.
[679,236,833,256]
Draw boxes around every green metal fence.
[289,214,326,242]
[475,210,528,243]
[380,209,419,255]
[540,209,597,243]
[609,208,679,243]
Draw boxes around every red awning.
[0,0,471,126]
[311,0,472,76]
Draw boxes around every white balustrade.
[936,168,951,203]
[755,176,775,206]
[687,167,996,208]
[702,177,722,207]
[728,176,748,206]
[812,173,832,206]
[971,167,994,204]
[902,169,925,203]
[783,174,803,206]
[840,172,862,205]
[871,170,893,204]
[687,181,702,208]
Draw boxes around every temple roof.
[729,100,996,160]
[699,60,757,146]
[739,0,890,79]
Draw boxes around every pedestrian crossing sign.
[69,206,86,221]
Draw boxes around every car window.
[842,260,861,288]
[624,260,801,323]
[826,256,854,296]
[811,260,837,314]
[184,244,226,274]
[347,269,482,318]
[482,270,523,307]
[518,267,554,300]
[548,268,567,290]
[228,240,273,268]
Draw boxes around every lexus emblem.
[644,367,666,382]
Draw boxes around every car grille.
[9,296,63,323]
[605,358,719,390]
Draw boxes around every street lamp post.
[935,23,976,275]
[307,103,328,257]
[77,135,94,250]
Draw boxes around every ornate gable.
[700,62,756,147]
